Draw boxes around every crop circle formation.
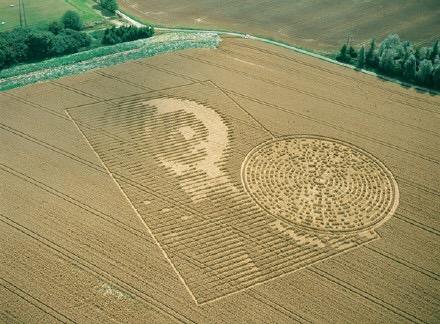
[242,135,399,233]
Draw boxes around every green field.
[0,0,103,31]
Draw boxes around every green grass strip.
[0,32,220,91]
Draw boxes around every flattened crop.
[67,81,399,304]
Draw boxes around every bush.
[62,10,82,31]
[0,22,91,70]
[48,21,64,35]
[0,28,33,67]
[27,31,55,60]
[50,30,91,56]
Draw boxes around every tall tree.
[415,47,428,61]
[430,40,439,61]
[48,21,64,35]
[379,34,403,58]
[403,54,417,81]
[357,46,365,68]
[26,31,54,60]
[366,39,378,68]
[0,28,32,66]
[379,48,397,75]
[417,59,433,86]
[348,45,357,58]
[336,43,350,63]
[62,10,82,31]
[402,40,414,63]
[432,64,440,89]
[0,48,5,69]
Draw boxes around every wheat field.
[1,37,439,322]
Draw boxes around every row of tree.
[336,34,440,89]
[0,11,91,69]
[102,25,154,45]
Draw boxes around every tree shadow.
[375,74,438,97]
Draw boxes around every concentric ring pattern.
[242,136,399,233]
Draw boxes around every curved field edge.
[117,10,440,96]
[0,32,220,91]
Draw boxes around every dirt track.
[1,37,439,322]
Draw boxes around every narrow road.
[116,10,438,95]
[116,10,341,66]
